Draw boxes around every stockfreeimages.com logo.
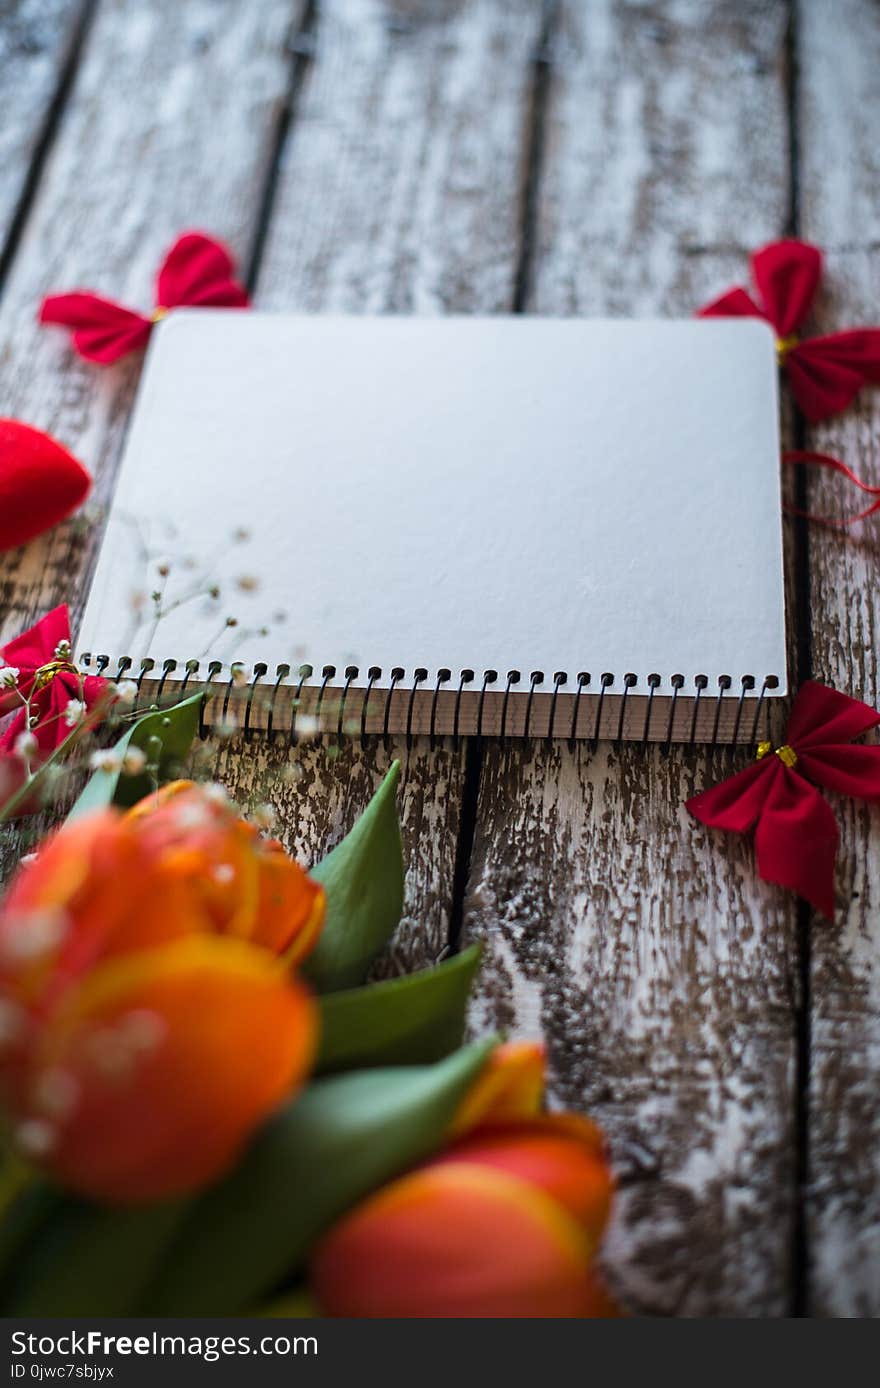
[11,1330,318,1375]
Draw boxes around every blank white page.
[78,312,786,701]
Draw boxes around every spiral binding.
[80,654,782,750]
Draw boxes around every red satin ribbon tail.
[40,292,152,363]
[685,759,772,832]
[754,771,838,919]
[751,239,822,338]
[782,450,880,528]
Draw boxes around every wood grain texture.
[797,0,880,1318]
[231,0,544,969]
[259,0,541,313]
[0,0,299,873]
[462,0,798,1316]
[0,0,542,966]
[0,0,87,259]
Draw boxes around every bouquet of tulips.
[0,623,618,1318]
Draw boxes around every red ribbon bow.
[0,606,106,754]
[39,232,249,364]
[686,681,880,918]
[698,239,880,423]
[783,450,880,527]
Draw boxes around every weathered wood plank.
[259,0,540,314]
[223,0,544,971]
[797,0,880,1319]
[463,0,797,1315]
[0,0,88,261]
[0,0,299,868]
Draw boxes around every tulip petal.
[312,1162,602,1318]
[0,812,137,1004]
[441,1114,613,1246]
[256,846,325,965]
[33,935,316,1203]
[449,1040,545,1137]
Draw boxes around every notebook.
[78,313,787,744]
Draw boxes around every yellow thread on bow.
[152,307,168,324]
[776,333,799,362]
[33,659,79,690]
[757,740,797,768]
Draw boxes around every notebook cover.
[78,313,787,714]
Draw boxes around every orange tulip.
[449,1039,545,1136]
[0,783,323,1203]
[311,1057,619,1318]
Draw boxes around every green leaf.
[67,692,203,820]
[0,1195,188,1316]
[142,1037,496,1315]
[303,762,404,992]
[316,945,481,1074]
[0,1183,62,1305]
[258,1287,318,1317]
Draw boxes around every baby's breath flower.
[0,999,26,1046]
[121,746,147,775]
[120,1009,166,1055]
[32,1068,78,1120]
[236,575,259,593]
[89,749,121,773]
[14,730,37,757]
[0,909,68,962]
[202,783,231,808]
[230,664,250,688]
[252,803,276,832]
[1,666,20,688]
[63,699,86,728]
[112,680,138,706]
[53,640,71,660]
[15,1118,56,1158]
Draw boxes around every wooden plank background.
[0,0,878,1316]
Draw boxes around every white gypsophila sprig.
[13,731,38,758]
[110,680,138,706]
[121,746,147,775]
[1,666,20,689]
[89,749,121,774]
[63,699,86,728]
